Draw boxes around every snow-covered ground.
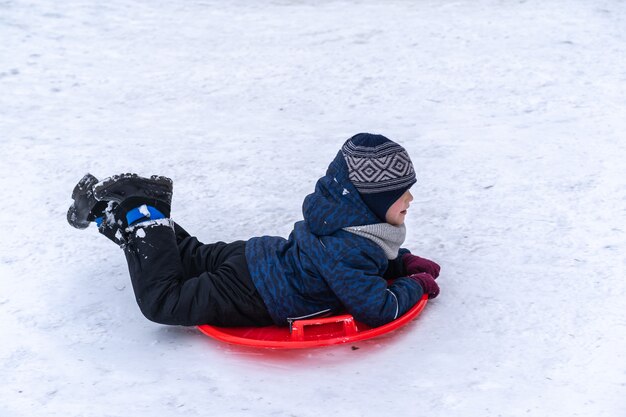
[1,1,625,416]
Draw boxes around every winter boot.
[96,201,128,247]
[67,173,108,229]
[93,173,173,229]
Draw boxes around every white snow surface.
[1,1,625,416]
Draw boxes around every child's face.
[385,190,414,225]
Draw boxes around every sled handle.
[290,314,358,341]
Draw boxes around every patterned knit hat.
[341,133,416,221]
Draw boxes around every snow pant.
[121,221,274,327]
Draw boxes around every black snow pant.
[122,221,274,327]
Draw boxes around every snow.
[1,0,625,416]
[138,204,150,218]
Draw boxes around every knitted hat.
[341,133,416,221]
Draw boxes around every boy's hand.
[403,254,440,278]
[408,273,440,299]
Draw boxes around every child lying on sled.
[68,133,441,328]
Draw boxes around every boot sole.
[68,173,99,229]
[93,173,173,203]
[71,173,99,200]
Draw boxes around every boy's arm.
[328,247,424,328]
[382,248,411,280]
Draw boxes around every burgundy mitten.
[409,273,440,299]
[403,253,441,279]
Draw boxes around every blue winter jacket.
[245,151,424,327]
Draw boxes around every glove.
[409,273,440,299]
[403,253,441,279]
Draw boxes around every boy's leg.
[172,228,237,278]
[171,221,230,282]
[123,221,273,327]
[81,173,272,327]
[173,221,191,243]
[171,221,201,279]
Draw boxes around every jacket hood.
[302,151,380,236]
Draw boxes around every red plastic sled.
[197,295,428,349]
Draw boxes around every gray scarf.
[342,223,406,259]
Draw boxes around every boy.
[68,133,440,328]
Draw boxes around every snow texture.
[1,1,625,416]
[138,204,150,218]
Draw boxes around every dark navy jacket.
[245,151,424,327]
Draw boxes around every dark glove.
[409,273,440,299]
[403,253,441,279]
